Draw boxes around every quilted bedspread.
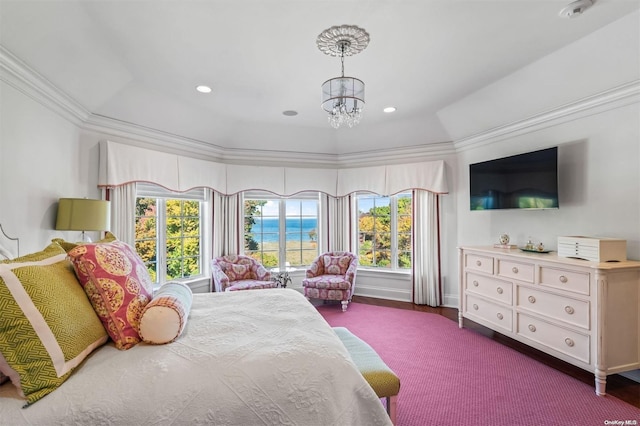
[0,288,392,426]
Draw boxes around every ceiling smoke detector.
[559,0,594,18]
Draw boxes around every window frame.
[135,184,208,285]
[356,192,412,272]
[242,191,321,270]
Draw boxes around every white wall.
[0,81,102,255]
[441,11,640,308]
[456,102,639,253]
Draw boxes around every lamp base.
[80,231,92,243]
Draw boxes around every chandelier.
[317,25,370,129]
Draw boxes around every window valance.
[98,140,448,196]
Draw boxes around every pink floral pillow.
[323,255,351,275]
[68,241,153,350]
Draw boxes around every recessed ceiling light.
[282,110,298,116]
[559,0,593,18]
[196,85,212,94]
[383,106,397,113]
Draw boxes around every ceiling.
[1,1,639,157]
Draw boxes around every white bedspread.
[0,289,392,426]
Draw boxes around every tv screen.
[470,147,559,210]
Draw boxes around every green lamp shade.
[55,198,111,231]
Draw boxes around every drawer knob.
[497,313,503,320]
[512,266,519,274]
[565,338,575,347]
[559,275,568,283]
[564,306,575,315]
[472,304,479,310]
[528,295,536,304]
[528,324,536,332]
[473,280,479,287]
[496,287,503,294]
[476,260,482,267]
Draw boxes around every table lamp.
[55,198,111,242]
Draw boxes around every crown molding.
[3,43,636,165]
[0,45,89,125]
[453,80,640,151]
[0,44,454,166]
[83,114,228,161]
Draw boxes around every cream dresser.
[458,246,640,395]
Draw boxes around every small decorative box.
[557,236,626,262]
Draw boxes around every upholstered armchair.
[210,255,276,292]
[302,251,358,312]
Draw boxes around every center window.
[244,193,320,268]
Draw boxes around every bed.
[0,235,392,425]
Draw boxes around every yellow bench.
[333,327,400,424]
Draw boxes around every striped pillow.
[138,282,193,344]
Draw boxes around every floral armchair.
[302,251,358,312]
[210,255,275,292]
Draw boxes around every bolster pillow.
[138,281,193,344]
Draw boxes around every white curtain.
[108,183,136,246]
[325,194,354,252]
[211,191,241,257]
[412,190,441,306]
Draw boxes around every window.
[357,192,412,270]
[135,184,206,284]
[244,193,319,268]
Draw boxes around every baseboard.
[354,285,411,302]
[619,370,640,383]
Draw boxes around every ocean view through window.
[251,217,318,243]
[244,195,319,268]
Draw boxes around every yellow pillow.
[0,242,108,404]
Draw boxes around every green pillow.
[0,242,108,404]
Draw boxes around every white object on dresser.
[557,236,626,262]
[458,246,640,396]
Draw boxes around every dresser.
[458,246,640,395]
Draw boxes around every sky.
[259,199,318,217]
[256,194,408,216]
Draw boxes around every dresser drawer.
[517,313,590,364]
[465,253,494,275]
[539,266,590,295]
[466,272,512,305]
[497,258,534,283]
[517,286,590,330]
[465,294,512,333]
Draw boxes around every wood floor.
[352,295,640,409]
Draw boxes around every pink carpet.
[317,302,640,426]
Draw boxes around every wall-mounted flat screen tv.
[470,147,559,210]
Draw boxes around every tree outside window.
[357,193,412,269]
[135,192,203,284]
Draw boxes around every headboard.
[0,224,20,260]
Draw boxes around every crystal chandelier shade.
[321,76,365,129]
[317,25,369,129]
